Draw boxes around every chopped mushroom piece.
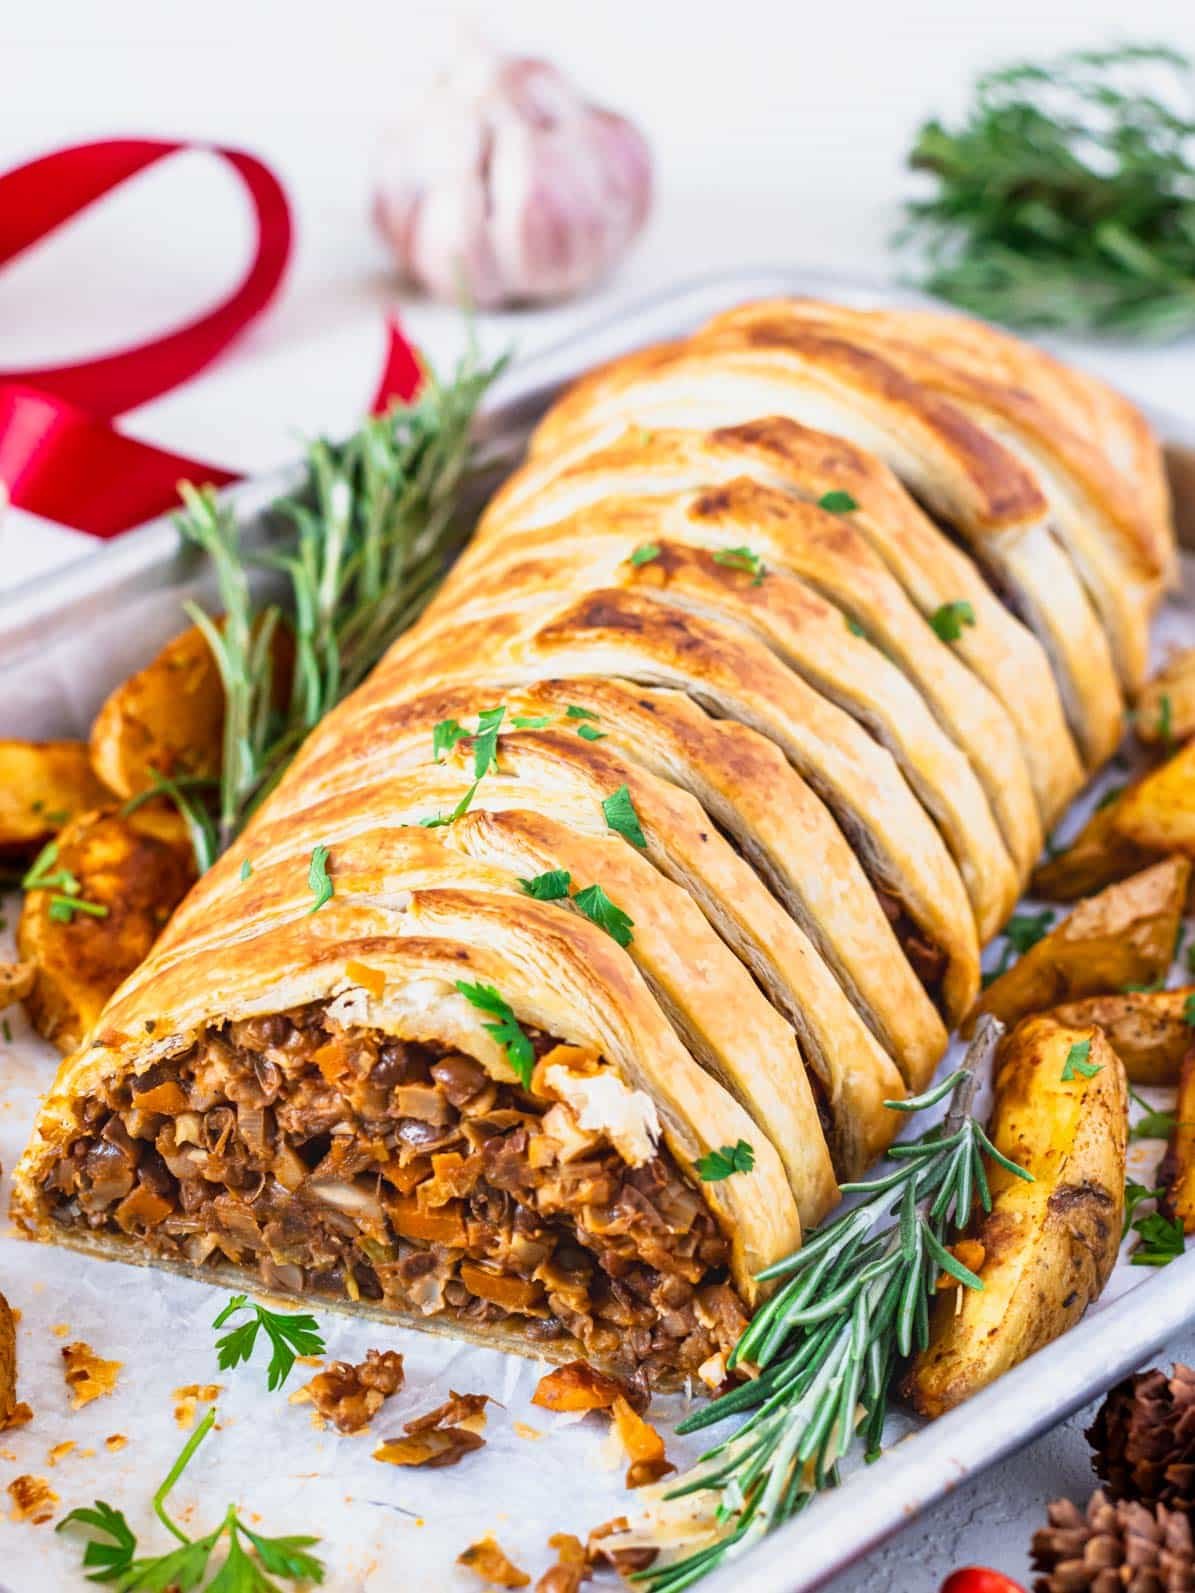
[457,1535,531,1588]
[535,1533,587,1593]
[373,1388,491,1468]
[291,1349,405,1434]
[403,1389,491,1434]
[531,1359,645,1415]
[61,1342,121,1409]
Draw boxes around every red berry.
[939,1570,1027,1593]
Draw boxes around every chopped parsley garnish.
[1123,1179,1162,1240]
[930,600,976,643]
[1131,1210,1185,1267]
[433,717,468,761]
[602,784,647,849]
[1188,940,1195,977]
[696,1140,756,1181]
[1186,993,1195,1027]
[1095,784,1125,812]
[519,869,572,901]
[511,714,552,729]
[455,980,535,1086]
[471,705,506,778]
[48,895,108,924]
[1061,1038,1101,1081]
[1,1018,10,1044]
[22,837,109,920]
[982,908,1055,986]
[573,883,634,948]
[576,723,606,741]
[58,1407,325,1589]
[420,780,480,829]
[845,614,867,638]
[565,705,598,721]
[629,543,661,566]
[213,1294,326,1391]
[1129,1085,1177,1142]
[817,490,859,514]
[240,858,253,881]
[306,844,333,913]
[713,545,766,585]
[1157,691,1175,755]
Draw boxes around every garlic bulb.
[373,51,652,308]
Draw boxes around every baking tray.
[2,267,1195,1593]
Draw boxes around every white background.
[2,1,1195,1587]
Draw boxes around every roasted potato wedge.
[1048,988,1195,1086]
[907,1017,1126,1418]
[967,858,1190,1035]
[1033,741,1195,901]
[0,962,34,1012]
[0,741,111,852]
[89,623,225,800]
[1160,1047,1195,1234]
[1136,648,1195,748]
[17,804,196,1053]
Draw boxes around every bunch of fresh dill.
[900,44,1195,340]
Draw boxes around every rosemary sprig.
[172,342,505,863]
[900,45,1195,340]
[627,1019,1028,1590]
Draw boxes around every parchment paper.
[0,578,1191,1592]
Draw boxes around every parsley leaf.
[573,883,634,948]
[2,1019,11,1044]
[57,1498,138,1580]
[982,908,1055,986]
[240,859,253,881]
[1129,1085,1177,1142]
[455,980,535,1086]
[21,838,108,921]
[1123,1179,1161,1240]
[511,714,552,729]
[696,1140,756,1181]
[817,490,859,514]
[1131,1210,1186,1267]
[471,706,506,778]
[602,784,647,849]
[519,869,572,900]
[930,600,977,642]
[629,543,661,566]
[1186,993,1195,1027]
[1061,1038,1101,1080]
[48,895,108,923]
[433,717,468,761]
[213,1295,325,1391]
[565,705,599,721]
[713,545,766,584]
[420,780,480,829]
[1157,691,1174,755]
[306,844,333,913]
[237,1523,326,1583]
[576,723,606,741]
[845,614,867,638]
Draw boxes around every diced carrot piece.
[531,1360,629,1413]
[459,1263,545,1313]
[388,1194,468,1247]
[345,960,386,999]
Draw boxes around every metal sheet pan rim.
[3,264,1194,1592]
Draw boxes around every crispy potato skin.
[0,1290,14,1426]
[968,857,1189,1035]
[1161,1047,1195,1234]
[0,741,111,852]
[89,624,225,800]
[1136,648,1195,748]
[908,1017,1126,1418]
[1033,742,1195,901]
[16,805,196,1053]
[1049,988,1195,1086]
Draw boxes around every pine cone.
[1030,1490,1194,1591]
[1088,1364,1195,1511]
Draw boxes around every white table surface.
[2,1,1195,1586]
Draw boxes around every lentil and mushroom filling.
[39,1003,746,1385]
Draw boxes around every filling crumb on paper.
[62,1342,121,1409]
[8,1473,58,1524]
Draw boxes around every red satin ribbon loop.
[0,139,423,539]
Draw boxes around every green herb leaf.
[1185,993,1195,1027]
[629,543,661,566]
[1123,1179,1161,1240]
[455,980,535,1086]
[237,1524,327,1584]
[1157,692,1175,754]
[1095,784,1125,812]
[519,869,572,901]
[306,844,333,913]
[1129,1085,1177,1142]
[1,1019,11,1044]
[602,784,647,849]
[419,780,480,829]
[712,545,767,584]
[471,706,505,778]
[511,714,552,729]
[572,883,634,948]
[57,1498,138,1580]
[817,490,859,514]
[432,718,468,762]
[930,600,976,643]
[696,1140,756,1181]
[1131,1210,1186,1267]
[1061,1038,1101,1081]
[565,705,598,721]
[576,723,606,741]
[239,858,253,881]
[48,895,109,924]
[982,908,1055,987]
[213,1295,325,1392]
[845,614,867,638]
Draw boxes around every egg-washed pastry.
[12,297,1172,1387]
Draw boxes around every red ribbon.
[0,139,422,538]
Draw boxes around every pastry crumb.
[46,1441,75,1467]
[172,1384,222,1429]
[8,1474,58,1524]
[104,1434,127,1452]
[62,1342,121,1409]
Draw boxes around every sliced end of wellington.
[12,826,801,1390]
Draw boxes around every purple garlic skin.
[374,53,652,308]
